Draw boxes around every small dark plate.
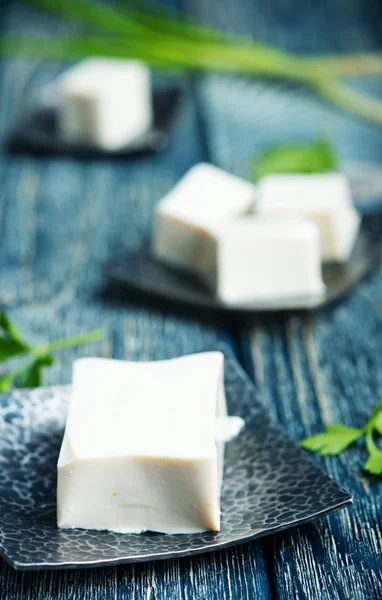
[0,347,351,570]
[6,87,183,157]
[106,216,381,315]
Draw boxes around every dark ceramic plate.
[106,216,381,315]
[0,347,351,570]
[6,87,182,157]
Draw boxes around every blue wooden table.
[1,0,382,598]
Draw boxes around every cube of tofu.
[257,173,360,262]
[57,352,226,534]
[152,163,256,272]
[57,58,152,149]
[198,218,325,304]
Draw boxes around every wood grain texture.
[247,296,382,599]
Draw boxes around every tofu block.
[152,163,256,272]
[198,217,325,304]
[257,173,360,261]
[57,58,152,149]
[57,352,226,534]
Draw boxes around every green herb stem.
[0,34,304,78]
[34,329,103,355]
[313,77,382,126]
[301,53,382,77]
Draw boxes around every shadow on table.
[96,279,292,329]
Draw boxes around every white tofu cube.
[152,163,256,272]
[257,173,360,262]
[57,58,152,149]
[57,352,226,534]
[199,218,325,304]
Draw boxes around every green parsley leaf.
[17,360,43,388]
[17,355,55,389]
[0,311,103,390]
[0,370,17,392]
[363,451,382,475]
[300,423,363,455]
[364,426,382,475]
[0,312,30,360]
[0,312,28,346]
[366,399,382,435]
[301,400,382,477]
[0,337,28,361]
[363,430,382,475]
[252,139,337,180]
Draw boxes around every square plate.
[0,348,351,570]
[106,216,381,315]
[6,87,182,157]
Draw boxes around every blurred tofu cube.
[58,58,152,149]
[257,173,360,262]
[152,163,256,272]
[199,217,325,304]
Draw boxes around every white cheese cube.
[152,163,256,272]
[198,218,325,304]
[57,352,226,534]
[57,58,152,149]
[257,173,360,262]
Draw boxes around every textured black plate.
[6,87,182,157]
[0,348,351,570]
[106,216,381,315]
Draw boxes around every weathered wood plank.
[193,0,382,597]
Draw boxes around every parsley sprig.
[0,312,102,391]
[300,400,382,475]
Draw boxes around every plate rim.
[106,218,380,315]
[2,497,352,571]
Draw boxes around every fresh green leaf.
[0,371,17,392]
[363,451,382,475]
[252,139,337,180]
[0,312,102,390]
[17,360,43,388]
[17,354,54,388]
[0,337,29,361]
[366,399,382,435]
[300,423,364,456]
[0,312,29,359]
[364,427,382,475]
[301,399,382,478]
[0,312,27,345]
[37,354,55,366]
